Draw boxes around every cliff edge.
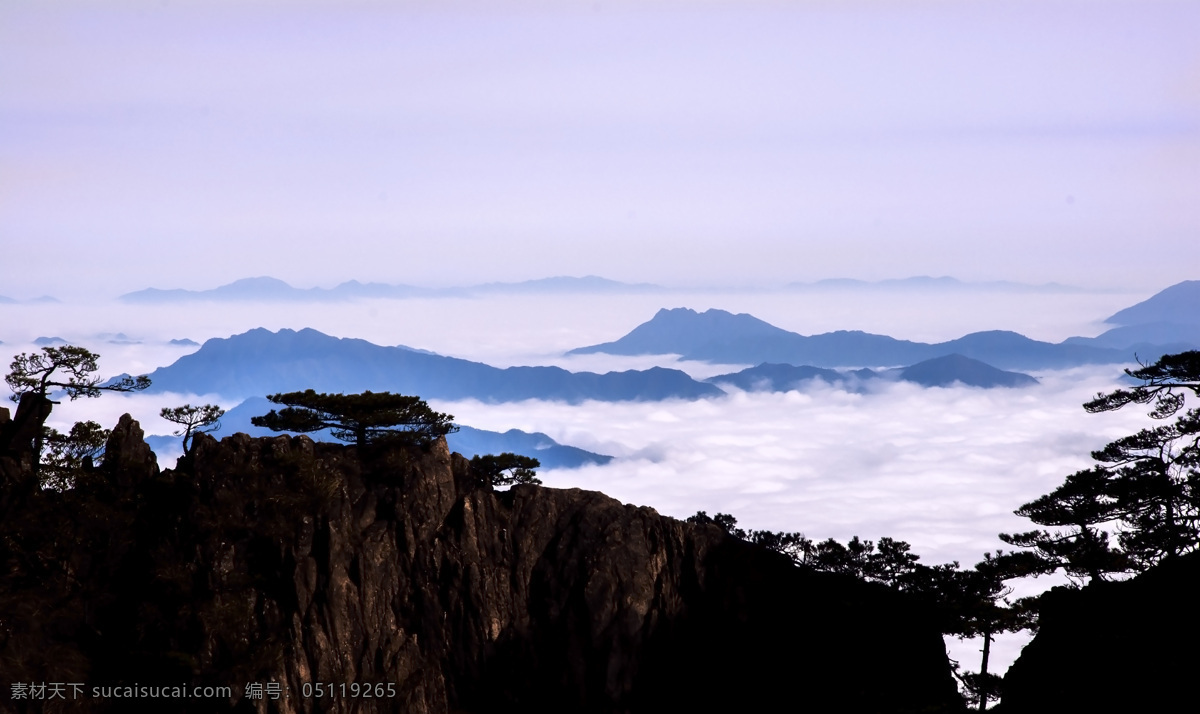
[1,413,962,713]
[999,551,1200,713]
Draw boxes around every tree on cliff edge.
[161,403,224,456]
[470,453,541,488]
[39,420,110,490]
[5,345,150,479]
[1001,351,1200,581]
[250,390,457,449]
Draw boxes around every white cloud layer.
[431,367,1153,675]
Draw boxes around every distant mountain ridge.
[569,306,1187,370]
[1104,280,1200,326]
[136,327,723,403]
[132,325,1044,417]
[116,274,1098,304]
[119,276,664,303]
[0,295,60,304]
[707,354,1037,391]
[120,277,428,303]
[1062,322,1200,351]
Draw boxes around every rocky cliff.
[1,411,962,713]
[999,551,1200,713]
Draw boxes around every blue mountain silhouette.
[894,354,1038,388]
[1104,280,1200,327]
[707,355,1036,391]
[138,327,723,403]
[569,307,1167,370]
[119,275,663,303]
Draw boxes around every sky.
[2,0,1199,298]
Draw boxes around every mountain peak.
[898,354,1038,388]
[568,307,794,357]
[1105,280,1200,326]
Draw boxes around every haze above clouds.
[2,0,1198,297]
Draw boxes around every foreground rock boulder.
[1000,551,1200,713]
[1,416,962,713]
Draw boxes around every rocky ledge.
[999,550,1200,713]
[1,413,962,713]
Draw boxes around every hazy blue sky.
[2,0,1198,298]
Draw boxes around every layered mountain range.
[118,276,665,303]
[114,274,1094,304]
[88,279,1200,469]
[134,328,1040,467]
[570,280,1200,370]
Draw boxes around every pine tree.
[250,390,457,448]
[5,345,150,479]
[160,404,224,455]
[1002,351,1200,581]
[469,453,541,488]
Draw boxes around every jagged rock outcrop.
[0,394,54,496]
[1,416,962,713]
[999,552,1200,713]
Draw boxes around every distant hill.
[707,364,878,392]
[136,327,724,403]
[1061,322,1200,352]
[120,275,664,303]
[119,277,431,303]
[1104,280,1200,326]
[706,355,1035,391]
[449,425,612,468]
[571,308,809,360]
[146,396,611,469]
[468,275,663,295]
[895,354,1038,388]
[570,308,1132,370]
[0,295,59,304]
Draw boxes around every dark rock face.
[1,417,962,713]
[1000,552,1200,713]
